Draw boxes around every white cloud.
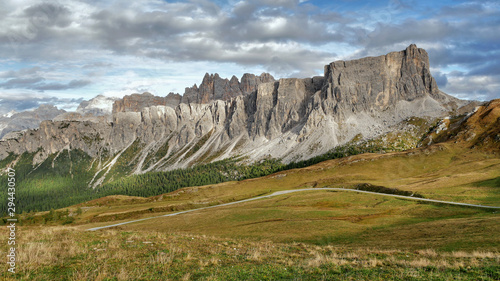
[0,0,498,114]
[443,74,500,101]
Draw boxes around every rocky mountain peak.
[321,44,447,116]
[240,73,275,94]
[181,72,275,104]
[113,92,180,113]
[404,43,421,56]
[165,92,182,108]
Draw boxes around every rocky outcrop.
[420,99,500,150]
[113,92,180,113]
[112,92,182,113]
[181,72,275,104]
[322,44,445,115]
[165,92,182,108]
[0,45,470,180]
[111,73,276,112]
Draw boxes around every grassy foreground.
[1,226,499,280]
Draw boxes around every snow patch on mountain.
[76,95,119,116]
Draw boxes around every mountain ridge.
[0,45,473,187]
[0,104,66,139]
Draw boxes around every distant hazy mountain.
[52,95,119,123]
[0,104,66,139]
[0,95,122,139]
[77,95,118,116]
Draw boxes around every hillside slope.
[422,99,500,150]
[27,99,500,231]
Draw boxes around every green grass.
[106,138,143,179]
[0,152,17,168]
[1,226,498,281]
[474,176,500,188]
[183,129,213,161]
[117,190,498,250]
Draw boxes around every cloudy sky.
[0,0,498,114]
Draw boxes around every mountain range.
[2,0,499,275]
[1,45,470,165]
[1,44,496,212]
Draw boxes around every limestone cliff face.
[0,45,467,182]
[322,44,440,114]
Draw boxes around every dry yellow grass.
[2,225,498,280]
[100,188,498,253]
[5,140,500,280]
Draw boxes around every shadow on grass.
[472,176,500,188]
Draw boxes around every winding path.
[87,188,500,231]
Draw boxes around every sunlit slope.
[31,99,500,252]
[70,140,500,251]
[88,141,500,214]
[119,189,498,250]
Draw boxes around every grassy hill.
[3,139,498,280]
[1,100,499,280]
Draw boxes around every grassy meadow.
[2,142,499,280]
[1,225,499,280]
[66,142,500,229]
